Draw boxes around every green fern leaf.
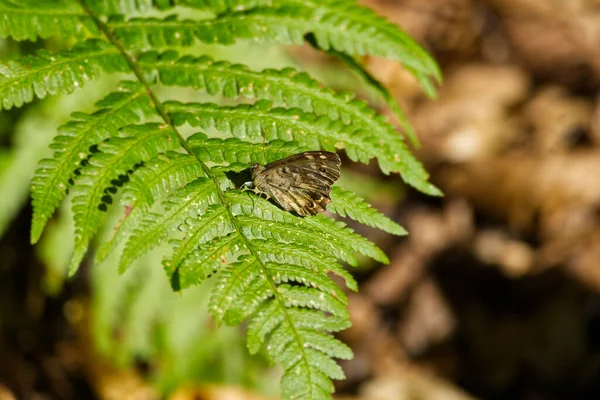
[329,186,407,236]
[252,240,357,291]
[69,124,180,275]
[31,81,155,243]
[221,272,275,325]
[171,232,245,289]
[0,0,97,41]
[0,40,127,110]
[311,42,422,144]
[188,132,307,164]
[109,4,439,85]
[280,349,343,398]
[166,204,236,281]
[155,177,383,398]
[137,50,375,120]
[229,191,386,264]
[96,152,205,263]
[140,52,439,188]
[166,101,439,194]
[209,255,261,323]
[221,258,349,327]
[284,309,351,334]
[119,177,224,273]
[262,262,348,304]
[1,1,445,396]
[304,0,441,83]
[246,303,350,355]
[235,211,358,266]
[247,284,350,399]
[167,100,365,158]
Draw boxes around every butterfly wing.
[253,151,341,216]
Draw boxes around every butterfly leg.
[240,181,254,191]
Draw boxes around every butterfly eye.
[307,201,315,208]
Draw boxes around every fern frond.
[96,152,206,263]
[140,52,440,190]
[0,39,127,110]
[188,133,306,164]
[167,100,361,155]
[246,301,349,355]
[229,191,387,264]
[310,40,421,144]
[196,210,357,400]
[246,284,351,399]
[127,172,382,398]
[329,186,407,236]
[120,153,203,207]
[2,1,445,396]
[137,50,374,120]
[166,100,438,194]
[252,240,357,291]
[304,0,442,86]
[0,0,97,41]
[118,177,223,273]
[31,81,155,243]
[109,5,440,87]
[266,262,348,304]
[70,123,180,275]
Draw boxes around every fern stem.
[77,1,314,386]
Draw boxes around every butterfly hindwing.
[251,151,341,216]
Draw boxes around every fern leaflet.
[329,186,407,236]
[96,152,205,263]
[0,0,96,41]
[69,123,180,275]
[0,40,127,110]
[31,81,155,243]
[118,176,224,273]
[108,4,440,89]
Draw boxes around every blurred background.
[2,0,600,399]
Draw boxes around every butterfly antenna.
[247,188,256,211]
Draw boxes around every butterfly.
[244,151,341,216]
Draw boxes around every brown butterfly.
[245,151,341,216]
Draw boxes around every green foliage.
[0,40,126,110]
[96,151,206,262]
[0,0,97,41]
[108,3,441,87]
[31,81,156,243]
[92,247,272,394]
[1,0,442,398]
[329,186,407,236]
[166,100,439,194]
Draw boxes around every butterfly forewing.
[251,151,341,216]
